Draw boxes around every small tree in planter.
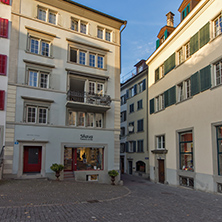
[50,163,64,181]
[108,170,119,185]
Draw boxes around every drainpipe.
[119,21,127,74]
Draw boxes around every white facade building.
[3,0,126,183]
[147,0,222,193]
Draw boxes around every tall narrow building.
[3,0,126,183]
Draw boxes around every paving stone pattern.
[0,175,222,221]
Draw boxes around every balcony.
[66,90,111,112]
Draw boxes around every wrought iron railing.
[67,91,111,106]
[0,146,5,166]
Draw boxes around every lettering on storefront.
[80,134,93,141]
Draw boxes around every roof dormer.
[178,0,201,22]
[156,12,176,49]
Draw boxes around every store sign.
[80,134,93,141]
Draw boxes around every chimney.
[166,12,175,27]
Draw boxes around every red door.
[23,146,42,173]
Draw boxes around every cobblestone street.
[1,174,222,221]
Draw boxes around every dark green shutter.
[156,39,160,49]
[142,79,146,91]
[164,53,175,75]
[164,29,168,40]
[126,142,129,152]
[199,22,210,49]
[200,65,211,92]
[134,84,137,95]
[169,86,176,106]
[126,89,129,99]
[133,141,136,152]
[164,90,169,108]
[150,98,154,114]
[155,68,159,82]
[191,71,200,96]
[190,32,199,55]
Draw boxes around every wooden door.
[23,146,42,173]
[158,159,165,183]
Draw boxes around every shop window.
[136,161,145,172]
[179,131,194,172]
[76,147,103,171]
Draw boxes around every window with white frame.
[88,82,104,95]
[95,113,103,127]
[80,22,87,34]
[71,18,78,31]
[68,111,103,128]
[77,112,85,126]
[129,87,135,97]
[69,46,106,69]
[79,51,86,65]
[214,59,222,86]
[86,113,94,127]
[38,7,57,25]
[177,47,183,65]
[97,28,103,39]
[48,11,56,24]
[155,94,164,112]
[129,103,134,113]
[213,14,222,38]
[138,81,143,93]
[26,106,48,124]
[128,141,134,152]
[156,135,165,149]
[28,37,51,57]
[177,78,191,102]
[105,30,111,41]
[69,111,76,126]
[89,54,96,67]
[185,41,190,60]
[38,8,46,21]
[28,70,49,89]
[98,55,104,69]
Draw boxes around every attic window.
[182,3,190,21]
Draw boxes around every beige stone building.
[3,0,126,183]
[120,60,149,178]
[147,0,222,193]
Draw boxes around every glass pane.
[38,108,47,124]
[69,111,76,126]
[40,73,48,88]
[219,154,222,175]
[78,112,85,126]
[98,56,104,69]
[76,147,103,170]
[41,42,49,56]
[29,71,38,87]
[64,148,73,171]
[95,114,102,127]
[27,107,36,123]
[28,148,39,164]
[30,39,39,54]
[217,126,222,139]
[180,132,193,142]
[49,12,56,24]
[218,139,222,153]
[180,142,193,153]
[89,54,95,67]
[181,153,194,171]
[80,23,86,34]
[71,20,78,31]
[79,51,86,65]
[86,113,94,127]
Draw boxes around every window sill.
[154,108,165,114]
[175,96,192,105]
[67,61,107,71]
[211,83,222,91]
[25,50,54,59]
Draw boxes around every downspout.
[119,21,127,74]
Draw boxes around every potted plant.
[108,170,119,185]
[50,163,64,181]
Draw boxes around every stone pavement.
[0,175,222,221]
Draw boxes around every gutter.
[119,21,127,74]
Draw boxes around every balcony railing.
[67,91,111,106]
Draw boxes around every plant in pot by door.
[108,170,119,185]
[50,163,64,181]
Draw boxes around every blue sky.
[73,0,181,75]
